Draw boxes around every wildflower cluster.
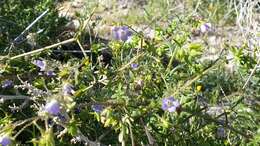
[111,26,132,41]
[161,96,180,113]
[0,3,259,146]
[1,80,13,89]
[33,60,56,77]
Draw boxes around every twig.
[0,95,30,101]
[8,38,75,60]
[51,48,107,53]
[76,39,88,58]
[12,117,38,128]
[0,117,38,135]
[14,117,40,139]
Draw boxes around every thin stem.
[97,129,112,142]
[9,38,75,60]
[76,39,88,58]
[14,117,39,139]
[242,56,260,89]
[118,53,145,71]
[140,118,157,145]
[13,9,49,45]
[174,48,225,96]
[12,117,37,128]
[0,95,30,101]
[128,122,135,146]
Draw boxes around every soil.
[56,0,260,63]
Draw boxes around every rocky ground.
[57,0,260,64]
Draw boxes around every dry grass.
[234,0,260,51]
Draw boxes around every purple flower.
[0,135,11,146]
[33,60,46,71]
[161,96,180,112]
[200,23,212,33]
[63,83,75,96]
[91,104,104,113]
[44,100,61,115]
[46,70,56,77]
[1,80,13,89]
[111,26,132,41]
[130,63,139,69]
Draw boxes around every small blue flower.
[0,135,11,146]
[131,63,139,69]
[161,96,180,112]
[46,70,56,77]
[33,60,46,71]
[63,83,75,96]
[91,104,104,113]
[111,26,132,41]
[44,100,61,115]
[200,23,212,33]
[1,80,13,89]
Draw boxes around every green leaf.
[68,120,78,136]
